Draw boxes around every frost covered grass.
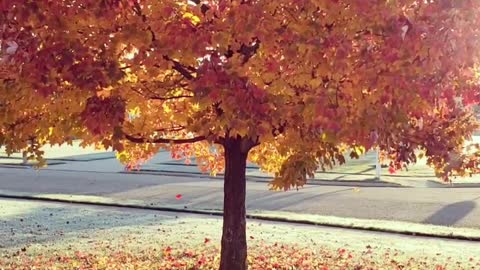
[1,199,479,269]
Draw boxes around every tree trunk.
[219,137,250,270]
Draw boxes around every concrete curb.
[1,191,480,242]
[426,180,480,188]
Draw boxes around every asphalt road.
[1,167,480,229]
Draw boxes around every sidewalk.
[1,143,400,187]
[0,141,115,162]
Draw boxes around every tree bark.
[219,137,250,270]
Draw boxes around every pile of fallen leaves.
[1,243,478,270]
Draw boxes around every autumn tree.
[2,1,480,269]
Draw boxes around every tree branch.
[154,126,186,132]
[225,39,261,64]
[130,86,193,101]
[239,40,260,64]
[149,95,194,101]
[132,1,156,42]
[132,1,197,80]
[124,133,206,144]
[162,56,196,80]
[8,113,45,129]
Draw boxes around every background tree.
[2,1,480,269]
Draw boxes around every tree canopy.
[3,1,480,269]
[2,0,479,186]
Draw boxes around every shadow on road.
[424,197,480,226]
[246,188,354,210]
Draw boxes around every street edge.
[1,191,479,242]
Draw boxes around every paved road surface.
[1,167,480,229]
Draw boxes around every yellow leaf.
[354,146,365,156]
[183,12,201,25]
[162,103,172,113]
[129,106,141,116]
